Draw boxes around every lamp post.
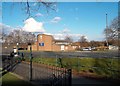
[17,43,19,55]
[27,32,35,81]
[106,13,109,47]
[28,43,32,81]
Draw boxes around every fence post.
[68,69,72,86]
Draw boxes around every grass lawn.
[1,72,34,86]
[24,57,120,79]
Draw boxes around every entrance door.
[61,45,65,51]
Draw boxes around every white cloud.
[0,23,15,34]
[53,33,65,40]
[51,28,83,41]
[35,13,43,17]
[51,28,84,41]
[52,33,83,41]
[69,34,81,38]
[22,18,45,33]
[60,28,71,33]
[51,17,61,23]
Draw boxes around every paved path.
[12,62,66,85]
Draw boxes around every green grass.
[1,73,34,86]
[24,57,120,79]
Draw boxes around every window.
[39,42,44,46]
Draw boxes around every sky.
[1,2,118,41]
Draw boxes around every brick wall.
[37,34,53,51]
[52,44,61,51]
[31,34,77,51]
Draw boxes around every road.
[21,50,120,58]
[60,51,119,58]
[1,47,119,58]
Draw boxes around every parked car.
[13,48,18,57]
[82,48,91,51]
[91,47,97,51]
[14,53,18,57]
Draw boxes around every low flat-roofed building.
[31,34,78,51]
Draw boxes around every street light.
[106,13,109,47]
[28,42,32,81]
[26,32,35,81]
[17,43,19,55]
[27,33,34,81]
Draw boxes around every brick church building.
[29,34,78,51]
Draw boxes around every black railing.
[2,53,72,86]
[2,51,119,85]
[1,54,20,77]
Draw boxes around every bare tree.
[64,35,73,43]
[104,16,120,46]
[90,40,95,48]
[78,35,88,49]
[5,35,14,44]
[109,17,119,40]
[5,29,36,44]
[10,0,57,19]
[79,35,87,43]
[24,32,36,44]
[0,30,7,43]
[90,40,105,47]
[104,28,114,41]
